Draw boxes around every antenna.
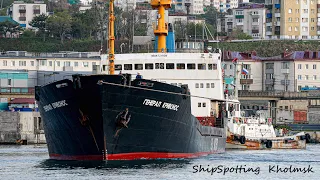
[216,13,218,49]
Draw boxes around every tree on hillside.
[201,6,218,27]
[1,0,14,8]
[46,11,72,43]
[29,14,48,41]
[48,0,70,12]
[70,4,109,40]
[174,22,216,41]
[0,20,21,38]
[230,28,253,40]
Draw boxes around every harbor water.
[0,144,319,180]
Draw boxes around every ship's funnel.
[154,23,175,53]
[166,23,175,53]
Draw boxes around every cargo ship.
[35,0,233,160]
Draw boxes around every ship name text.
[43,100,68,112]
[143,99,179,111]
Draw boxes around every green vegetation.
[0,20,21,37]
[209,40,320,57]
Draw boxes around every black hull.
[36,75,226,160]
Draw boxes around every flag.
[241,68,249,75]
[232,58,238,64]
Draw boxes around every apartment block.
[217,4,266,39]
[265,0,319,39]
[7,1,47,29]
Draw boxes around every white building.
[0,51,101,72]
[79,5,92,13]
[174,0,204,15]
[217,4,266,39]
[115,0,136,11]
[211,0,238,13]
[7,1,47,29]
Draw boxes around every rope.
[98,80,239,103]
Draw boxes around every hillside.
[210,40,320,57]
[1,38,320,56]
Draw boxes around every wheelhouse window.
[124,64,132,70]
[200,83,204,88]
[187,63,196,69]
[177,63,185,69]
[198,103,201,107]
[208,63,217,70]
[155,63,164,69]
[211,83,215,88]
[206,83,210,88]
[134,64,143,70]
[145,63,153,70]
[198,63,206,70]
[166,63,174,69]
[195,83,199,88]
[115,64,122,70]
[202,103,206,107]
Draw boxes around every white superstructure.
[101,52,231,118]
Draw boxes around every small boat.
[226,114,310,149]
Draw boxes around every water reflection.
[37,159,191,170]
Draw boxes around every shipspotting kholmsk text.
[193,165,260,175]
[192,165,314,175]
[43,100,68,112]
[143,99,179,111]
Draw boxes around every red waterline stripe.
[50,151,224,161]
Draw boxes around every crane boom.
[108,0,115,75]
[150,0,171,53]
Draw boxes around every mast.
[151,0,171,53]
[108,0,115,75]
